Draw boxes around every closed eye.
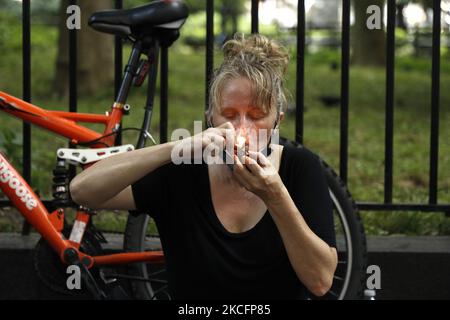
[221,109,237,119]
[249,112,267,120]
[222,113,236,119]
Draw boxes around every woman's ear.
[279,111,285,124]
[274,111,284,129]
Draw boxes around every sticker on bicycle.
[69,220,87,244]
[0,156,37,211]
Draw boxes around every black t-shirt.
[131,144,336,299]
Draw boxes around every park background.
[0,0,449,237]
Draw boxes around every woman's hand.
[173,122,235,162]
[181,122,235,152]
[198,121,235,150]
[232,150,287,204]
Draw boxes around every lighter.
[222,134,247,171]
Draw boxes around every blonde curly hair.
[207,33,290,126]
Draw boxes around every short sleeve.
[290,148,336,248]
[131,163,172,220]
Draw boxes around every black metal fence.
[1,0,449,225]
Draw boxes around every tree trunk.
[352,0,386,67]
[54,0,114,98]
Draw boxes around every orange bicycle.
[0,1,366,300]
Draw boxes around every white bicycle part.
[57,144,135,165]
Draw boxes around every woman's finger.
[248,150,270,167]
[217,121,234,130]
[232,156,253,190]
[242,155,263,175]
[233,154,254,182]
[205,131,226,147]
[215,122,235,139]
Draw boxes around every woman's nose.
[234,115,252,130]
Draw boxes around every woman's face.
[210,77,283,151]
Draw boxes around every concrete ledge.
[1,233,449,252]
[366,235,450,253]
[0,232,161,250]
[0,233,449,300]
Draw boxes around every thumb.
[217,121,234,130]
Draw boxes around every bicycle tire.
[280,138,367,299]
[124,213,169,300]
[123,137,367,300]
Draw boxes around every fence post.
[21,0,32,236]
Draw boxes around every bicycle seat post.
[137,39,160,149]
[115,40,143,105]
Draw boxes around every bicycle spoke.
[333,275,344,282]
[148,268,166,277]
[328,290,339,298]
[149,285,170,300]
[103,273,167,284]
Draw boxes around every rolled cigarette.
[236,135,246,148]
[235,135,247,160]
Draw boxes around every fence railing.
[1,0,449,235]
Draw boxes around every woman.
[70,33,337,299]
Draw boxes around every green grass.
[0,23,449,235]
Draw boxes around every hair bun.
[222,33,289,75]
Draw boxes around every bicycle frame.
[0,39,165,269]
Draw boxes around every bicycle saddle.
[88,0,188,38]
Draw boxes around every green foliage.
[183,0,246,14]
[0,127,22,168]
[0,23,449,235]
[0,10,22,52]
[363,211,450,236]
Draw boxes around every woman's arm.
[70,122,235,210]
[69,141,177,209]
[265,188,338,297]
[232,151,337,297]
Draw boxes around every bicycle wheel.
[124,213,170,300]
[124,137,367,300]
